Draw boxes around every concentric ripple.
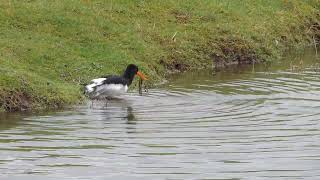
[1,50,320,179]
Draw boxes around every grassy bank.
[0,0,319,111]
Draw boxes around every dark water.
[1,49,320,179]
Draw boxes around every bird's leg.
[89,100,93,108]
[105,97,109,108]
[90,100,95,109]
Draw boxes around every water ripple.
[1,51,320,179]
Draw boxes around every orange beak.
[136,71,147,80]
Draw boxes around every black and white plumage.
[84,64,147,99]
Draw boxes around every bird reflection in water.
[94,97,138,124]
[126,106,136,124]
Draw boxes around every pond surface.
[1,49,320,179]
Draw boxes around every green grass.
[0,0,319,111]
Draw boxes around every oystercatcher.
[85,64,147,99]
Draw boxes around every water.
[1,49,320,179]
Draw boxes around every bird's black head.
[123,64,147,86]
[123,64,138,77]
[123,64,139,85]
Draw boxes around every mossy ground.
[0,0,319,111]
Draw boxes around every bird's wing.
[100,76,128,85]
[90,78,107,85]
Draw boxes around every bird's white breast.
[85,78,128,99]
[96,83,128,97]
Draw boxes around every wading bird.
[84,64,147,99]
